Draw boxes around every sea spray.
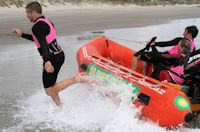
[2,79,198,131]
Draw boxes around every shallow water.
[1,18,200,131]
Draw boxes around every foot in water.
[73,72,93,83]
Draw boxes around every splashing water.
[3,78,199,132]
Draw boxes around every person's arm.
[12,28,34,41]
[161,54,180,59]
[21,33,34,41]
[155,37,183,47]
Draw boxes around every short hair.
[179,39,191,54]
[26,2,42,14]
[185,26,198,39]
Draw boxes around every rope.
[107,36,146,45]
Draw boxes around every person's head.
[178,39,191,55]
[26,2,42,22]
[183,26,198,39]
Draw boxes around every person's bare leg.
[142,61,147,75]
[45,78,76,97]
[51,93,62,107]
[45,73,89,106]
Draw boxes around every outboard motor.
[184,49,200,103]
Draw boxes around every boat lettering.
[137,80,166,95]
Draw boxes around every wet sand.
[1,5,200,44]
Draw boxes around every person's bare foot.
[73,72,92,83]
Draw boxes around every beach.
[1,4,200,131]
[1,4,200,44]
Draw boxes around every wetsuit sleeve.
[21,33,34,41]
[155,37,183,47]
[32,22,50,62]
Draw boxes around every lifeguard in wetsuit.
[12,2,88,107]
[21,15,64,87]
[22,16,64,89]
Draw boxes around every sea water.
[1,18,200,131]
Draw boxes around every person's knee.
[45,87,54,96]
[132,56,141,60]
[131,56,140,69]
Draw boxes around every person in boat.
[131,25,198,75]
[151,39,191,84]
[154,25,198,53]
[12,2,88,107]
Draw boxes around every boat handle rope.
[128,72,145,81]
[128,73,162,88]
[107,36,146,45]
[90,55,162,89]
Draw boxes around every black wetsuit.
[21,16,65,88]
[155,37,183,48]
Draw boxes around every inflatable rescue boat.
[76,36,199,127]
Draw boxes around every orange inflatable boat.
[76,36,196,127]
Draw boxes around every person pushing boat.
[12,1,88,107]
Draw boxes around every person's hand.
[44,61,54,73]
[150,41,156,46]
[12,28,22,36]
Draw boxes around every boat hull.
[76,36,195,127]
